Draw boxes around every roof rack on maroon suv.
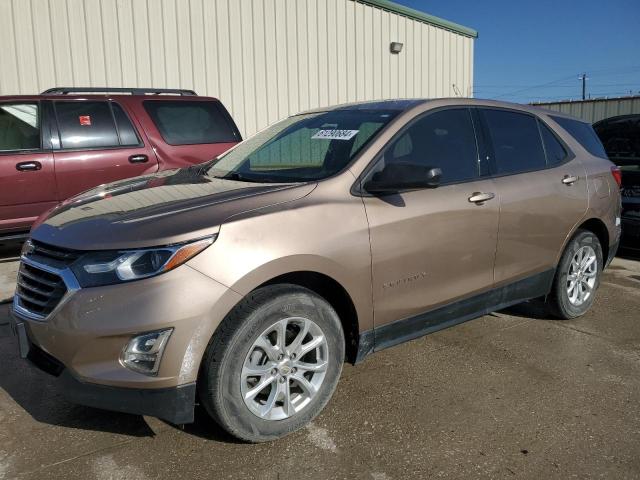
[41,87,197,96]
[1,87,241,236]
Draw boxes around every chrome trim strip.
[12,255,81,322]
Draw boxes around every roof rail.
[41,87,197,96]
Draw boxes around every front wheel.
[546,229,603,319]
[198,284,345,442]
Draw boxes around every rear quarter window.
[552,116,608,159]
[144,100,240,146]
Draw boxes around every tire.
[546,229,603,319]
[198,284,345,442]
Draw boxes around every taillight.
[611,166,622,188]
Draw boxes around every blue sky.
[395,0,640,103]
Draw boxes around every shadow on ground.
[0,238,22,260]
[0,305,156,438]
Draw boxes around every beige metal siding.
[534,97,640,124]
[0,0,475,137]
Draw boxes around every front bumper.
[11,261,242,422]
[12,317,196,423]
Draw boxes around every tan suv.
[11,99,621,442]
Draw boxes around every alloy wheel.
[241,317,329,420]
[566,245,598,306]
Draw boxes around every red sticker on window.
[79,115,91,126]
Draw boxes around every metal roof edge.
[356,0,478,38]
[531,95,640,106]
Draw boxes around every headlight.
[71,236,215,287]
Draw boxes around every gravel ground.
[0,251,639,480]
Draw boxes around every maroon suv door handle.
[15,161,42,171]
[468,192,495,204]
[562,174,579,185]
[128,154,149,164]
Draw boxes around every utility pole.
[579,73,587,100]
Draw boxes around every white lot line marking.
[92,454,150,480]
[0,451,12,480]
[371,473,391,480]
[306,423,337,453]
[602,281,640,297]
[14,439,136,478]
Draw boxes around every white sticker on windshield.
[312,129,359,141]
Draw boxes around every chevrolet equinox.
[11,99,621,442]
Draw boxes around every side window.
[55,101,119,149]
[481,109,546,175]
[112,103,141,146]
[0,103,40,151]
[552,116,608,159]
[143,100,239,145]
[384,109,479,184]
[539,121,568,166]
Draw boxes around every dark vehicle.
[594,114,640,252]
[0,87,241,237]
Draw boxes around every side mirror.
[363,163,442,194]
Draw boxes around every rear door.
[478,108,588,286]
[51,99,158,201]
[139,99,241,168]
[0,101,57,233]
[362,108,499,329]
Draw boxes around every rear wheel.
[546,230,603,319]
[198,284,344,442]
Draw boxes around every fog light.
[121,329,173,375]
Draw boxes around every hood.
[31,168,316,250]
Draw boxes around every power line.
[492,75,580,99]
[475,83,640,90]
[475,65,640,99]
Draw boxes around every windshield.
[206,109,399,182]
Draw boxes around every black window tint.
[112,103,141,146]
[539,121,568,166]
[482,109,546,175]
[55,101,119,149]
[385,109,479,184]
[552,116,608,159]
[0,103,40,151]
[144,100,239,145]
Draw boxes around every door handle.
[468,192,495,204]
[562,174,579,185]
[15,161,42,171]
[129,154,149,164]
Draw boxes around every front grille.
[15,262,67,318]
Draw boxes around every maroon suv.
[0,87,241,237]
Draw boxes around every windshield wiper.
[213,172,267,183]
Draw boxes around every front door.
[50,100,158,201]
[0,102,57,233]
[362,108,499,331]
